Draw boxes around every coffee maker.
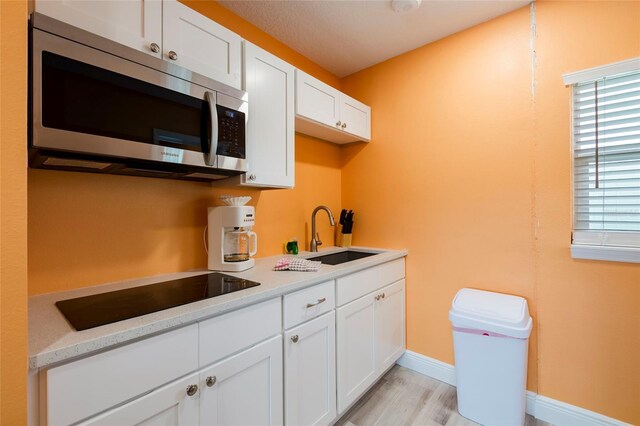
[207,205,258,272]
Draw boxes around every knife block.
[339,233,352,248]
[336,225,352,247]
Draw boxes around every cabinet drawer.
[336,259,405,306]
[45,324,198,426]
[284,280,335,329]
[199,297,281,366]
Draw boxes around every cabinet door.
[35,0,162,58]
[79,372,199,425]
[375,280,406,374]
[284,312,336,426]
[200,336,283,426]
[339,93,371,141]
[295,70,341,128]
[163,0,242,89]
[242,42,295,188]
[336,294,377,414]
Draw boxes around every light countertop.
[29,246,407,369]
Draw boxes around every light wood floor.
[336,366,553,426]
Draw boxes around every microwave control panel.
[216,106,246,159]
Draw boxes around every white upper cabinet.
[339,94,371,141]
[239,41,295,188]
[295,70,371,144]
[35,0,163,58]
[35,0,242,88]
[163,0,242,89]
[296,71,341,129]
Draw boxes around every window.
[564,58,640,263]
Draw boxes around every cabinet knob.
[149,42,160,53]
[248,174,256,181]
[186,384,198,396]
[382,292,385,299]
[291,335,299,343]
[336,121,342,128]
[206,376,217,387]
[168,50,178,61]
[341,123,347,129]
[375,295,380,301]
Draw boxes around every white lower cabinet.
[37,258,406,426]
[78,372,200,426]
[375,280,406,374]
[335,261,406,415]
[200,335,283,426]
[284,312,336,426]
[336,294,377,414]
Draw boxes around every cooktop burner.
[56,273,261,331]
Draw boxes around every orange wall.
[341,1,639,422]
[0,0,29,424]
[342,3,538,389]
[534,2,639,421]
[28,3,342,295]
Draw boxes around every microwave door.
[32,29,213,170]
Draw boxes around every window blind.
[572,69,640,247]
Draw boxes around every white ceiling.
[219,0,531,77]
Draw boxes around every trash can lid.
[449,288,532,338]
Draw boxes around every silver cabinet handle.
[186,384,198,396]
[291,335,299,343]
[336,121,342,127]
[341,123,347,129]
[206,376,217,387]
[168,50,178,60]
[249,174,256,181]
[306,297,326,308]
[149,42,160,53]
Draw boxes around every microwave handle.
[204,91,218,166]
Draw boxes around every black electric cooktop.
[56,273,261,331]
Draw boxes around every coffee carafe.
[223,228,257,262]
[208,204,258,272]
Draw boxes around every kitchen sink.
[307,250,378,265]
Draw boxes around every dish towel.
[273,257,321,272]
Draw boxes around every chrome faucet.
[310,206,335,252]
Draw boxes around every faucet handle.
[316,233,322,246]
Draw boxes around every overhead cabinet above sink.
[295,70,371,144]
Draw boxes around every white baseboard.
[397,349,456,386]
[397,351,630,426]
[534,395,631,426]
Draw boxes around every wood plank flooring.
[335,365,552,426]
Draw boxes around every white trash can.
[449,288,532,426]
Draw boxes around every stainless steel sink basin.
[307,250,378,265]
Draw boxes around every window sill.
[571,244,640,264]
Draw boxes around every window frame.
[563,57,640,264]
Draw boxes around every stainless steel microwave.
[29,13,248,181]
